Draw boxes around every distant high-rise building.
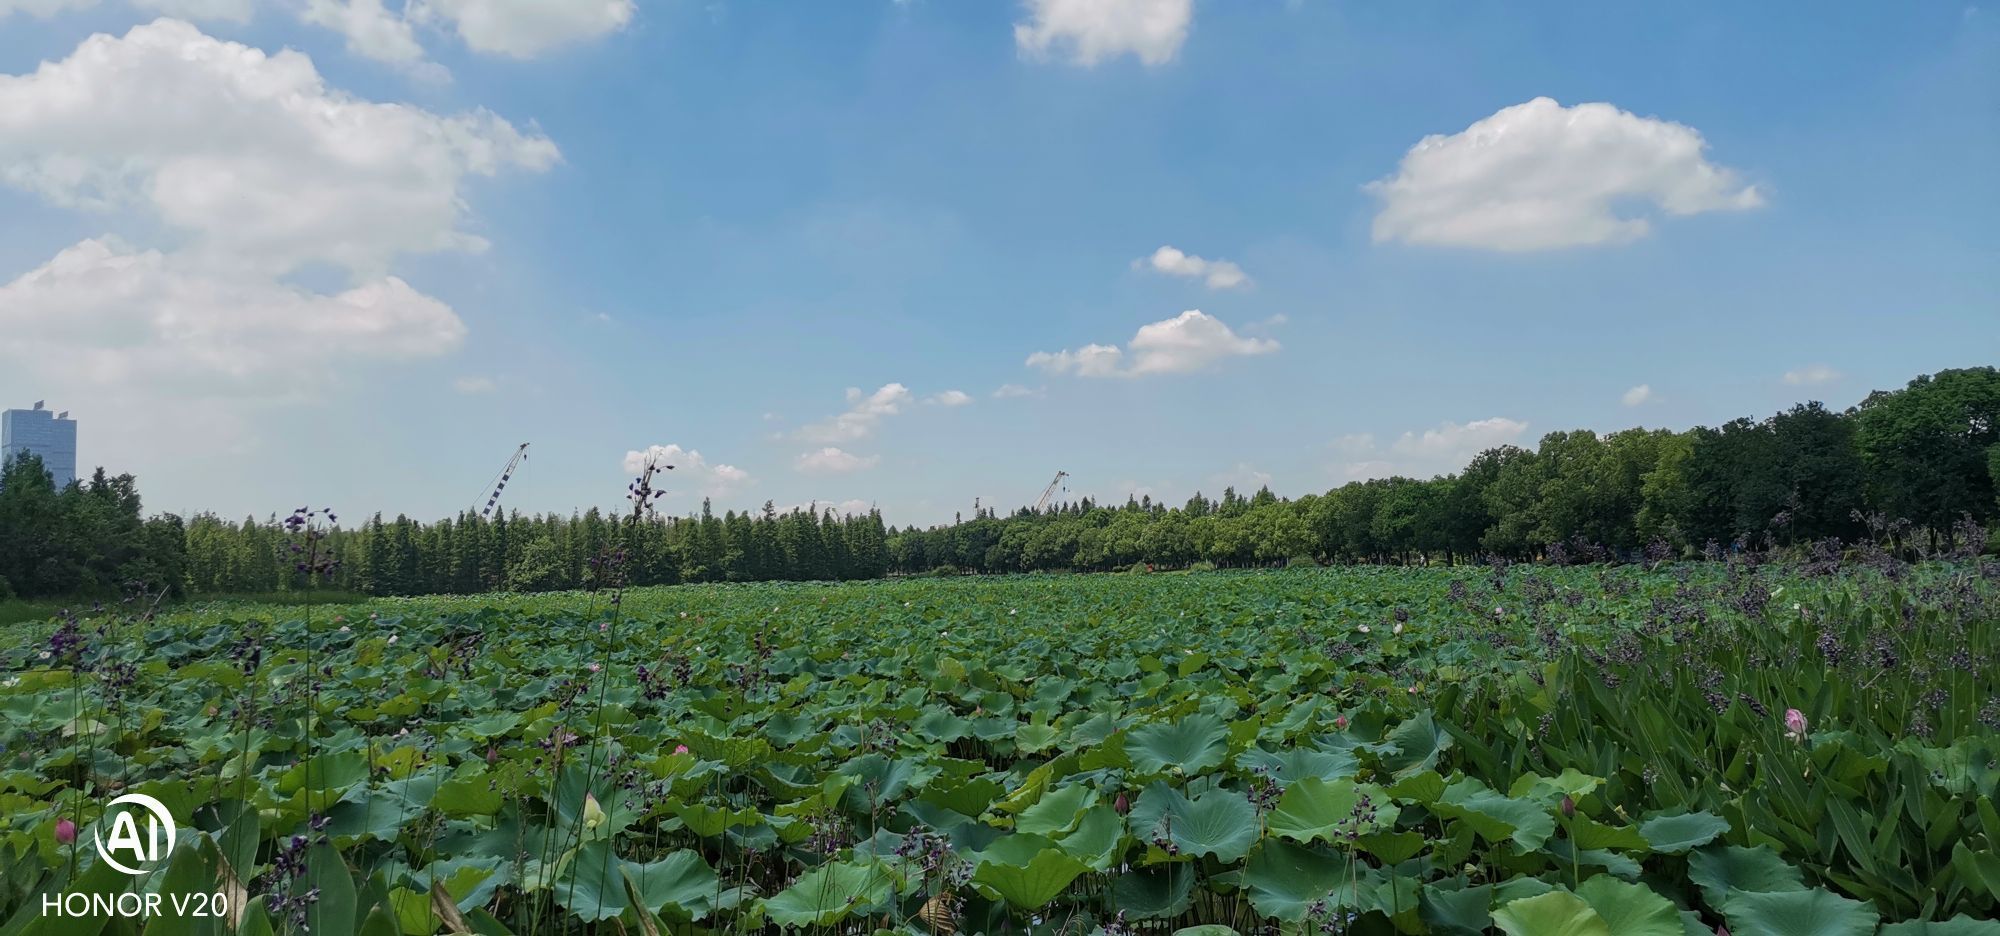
[1,402,78,489]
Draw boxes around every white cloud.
[409,0,634,58]
[1138,245,1249,289]
[794,447,880,475]
[1368,97,1762,251]
[0,239,464,391]
[1327,417,1530,481]
[0,20,554,397]
[1029,311,1279,379]
[302,0,433,69]
[1391,417,1531,460]
[1622,384,1654,406]
[800,383,912,442]
[1783,364,1843,387]
[993,383,1039,399]
[622,444,751,497]
[0,19,557,275]
[1014,0,1191,66]
[453,375,496,394]
[928,389,973,407]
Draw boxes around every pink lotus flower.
[1784,708,1808,741]
[54,818,75,845]
[674,744,689,755]
[1333,715,1349,730]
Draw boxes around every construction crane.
[478,443,530,518]
[1034,470,1070,512]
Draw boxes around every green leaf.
[1639,810,1730,855]
[1420,882,1493,935]
[1432,779,1555,851]
[1015,783,1095,836]
[1381,711,1453,778]
[1127,713,1230,777]
[761,860,894,927]
[1242,839,1354,923]
[1880,917,2000,935]
[972,847,1090,909]
[1687,845,1806,910]
[303,842,359,936]
[1268,777,1396,845]
[1720,889,1881,936]
[1110,865,1196,921]
[1491,891,1612,936]
[1575,877,1683,936]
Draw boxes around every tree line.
[1,366,1995,601]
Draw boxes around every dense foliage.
[2,367,1997,604]
[2,552,1996,934]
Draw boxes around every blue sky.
[0,0,1994,527]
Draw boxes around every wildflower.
[1784,708,1808,741]
[54,818,75,845]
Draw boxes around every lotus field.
[3,559,1999,935]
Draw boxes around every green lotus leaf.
[1492,890,1611,936]
[1720,888,1881,936]
[1127,713,1231,777]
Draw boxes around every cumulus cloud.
[1028,311,1279,378]
[409,0,634,58]
[302,0,433,69]
[1368,97,1762,251]
[0,20,554,394]
[1332,417,1531,481]
[928,389,973,407]
[1392,417,1531,459]
[1014,0,1192,66]
[1783,364,1843,387]
[1622,384,1654,406]
[1138,245,1249,289]
[622,444,751,497]
[0,239,464,391]
[453,376,496,394]
[795,447,880,475]
[993,383,1040,398]
[0,19,558,273]
[799,383,912,442]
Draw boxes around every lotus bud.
[1560,796,1576,819]
[674,744,690,755]
[582,792,607,830]
[1334,715,1349,730]
[54,818,76,845]
[1784,708,1808,741]
[1114,793,1129,815]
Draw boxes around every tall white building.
[1,402,78,489]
